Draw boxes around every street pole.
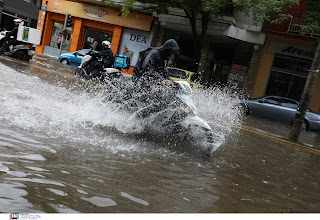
[0,0,4,29]
[59,12,69,56]
[288,42,320,142]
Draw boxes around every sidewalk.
[240,125,320,154]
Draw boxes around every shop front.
[251,36,320,113]
[35,0,152,62]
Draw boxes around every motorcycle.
[101,76,221,156]
[75,51,219,156]
[75,50,129,81]
[0,37,33,62]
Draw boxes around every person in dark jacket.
[90,40,114,78]
[0,19,22,55]
[133,39,179,87]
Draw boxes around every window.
[49,22,72,50]
[266,54,311,101]
[281,98,298,109]
[82,28,112,51]
[263,97,281,105]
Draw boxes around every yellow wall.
[309,75,320,112]
[251,38,275,98]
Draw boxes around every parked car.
[59,49,94,66]
[239,96,320,131]
[166,67,202,88]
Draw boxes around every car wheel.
[302,119,309,131]
[60,58,69,65]
[239,103,249,116]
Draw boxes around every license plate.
[98,58,102,61]
[27,50,32,55]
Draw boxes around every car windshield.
[76,49,89,56]
[166,68,189,79]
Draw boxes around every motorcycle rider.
[133,39,180,87]
[131,39,180,120]
[89,40,114,78]
[0,19,23,55]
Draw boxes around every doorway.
[82,28,113,51]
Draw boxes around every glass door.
[82,28,112,51]
[49,22,72,51]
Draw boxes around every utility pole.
[0,0,4,28]
[59,12,69,56]
[288,42,320,142]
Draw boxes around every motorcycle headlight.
[180,104,192,114]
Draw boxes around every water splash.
[192,86,243,143]
[0,62,243,155]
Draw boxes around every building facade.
[35,0,153,68]
[0,0,41,30]
[153,8,266,88]
[250,0,320,113]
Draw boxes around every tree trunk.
[184,9,200,70]
[198,12,210,82]
[288,42,320,142]
[184,11,210,76]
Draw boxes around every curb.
[240,126,320,154]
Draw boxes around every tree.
[301,0,320,35]
[289,0,320,142]
[103,0,299,80]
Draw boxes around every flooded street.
[0,54,320,213]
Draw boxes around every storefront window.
[82,28,112,51]
[272,54,310,77]
[266,54,311,101]
[50,22,72,50]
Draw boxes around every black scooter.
[0,37,33,62]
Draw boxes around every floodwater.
[0,54,320,213]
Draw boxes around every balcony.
[287,17,320,38]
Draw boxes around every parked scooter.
[0,37,33,62]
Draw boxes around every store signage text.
[130,34,148,44]
[281,46,314,58]
[230,64,248,76]
[84,7,107,18]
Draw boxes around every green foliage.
[232,0,298,24]
[101,0,135,16]
[101,0,299,23]
[302,0,320,34]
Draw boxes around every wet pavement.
[0,54,320,213]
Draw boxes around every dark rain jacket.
[94,48,114,68]
[133,39,179,82]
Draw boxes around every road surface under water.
[0,54,320,213]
